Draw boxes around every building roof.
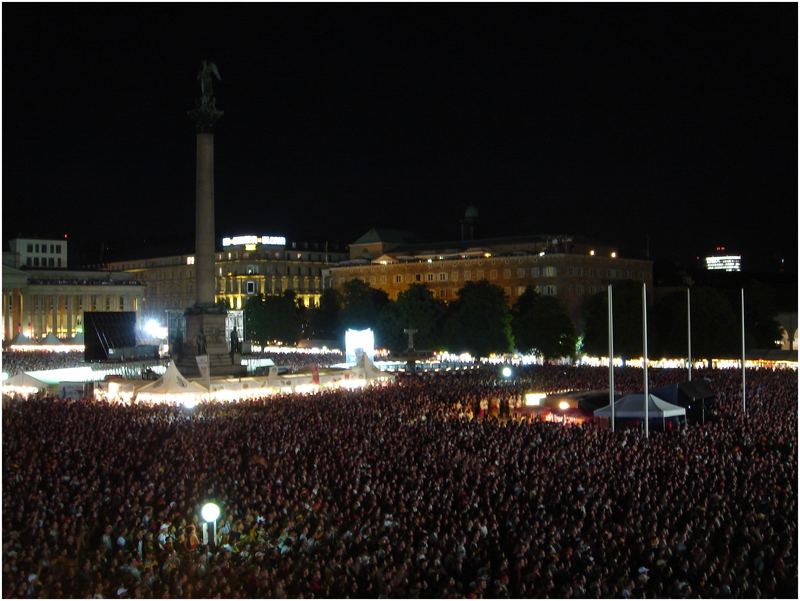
[352,229,416,245]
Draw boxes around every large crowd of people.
[2,366,797,598]
[243,350,344,373]
[2,350,88,376]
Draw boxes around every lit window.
[439,272,447,281]
[187,256,195,265]
[395,275,403,283]
[427,273,435,282]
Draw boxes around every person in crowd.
[2,365,796,598]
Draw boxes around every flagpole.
[741,288,746,414]
[608,284,614,432]
[687,288,692,382]
[608,284,615,432]
[643,283,649,439]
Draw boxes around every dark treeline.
[244,278,783,360]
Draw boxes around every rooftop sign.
[222,235,286,247]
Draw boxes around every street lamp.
[201,502,220,546]
[501,366,513,379]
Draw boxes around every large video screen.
[83,311,137,362]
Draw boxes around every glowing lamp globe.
[501,366,512,378]
[558,401,570,411]
[201,502,220,523]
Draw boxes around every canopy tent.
[594,393,686,425]
[70,332,85,344]
[652,379,715,422]
[8,332,37,347]
[41,332,64,345]
[135,361,207,405]
[2,372,49,396]
[343,353,390,382]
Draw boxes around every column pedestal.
[176,307,245,377]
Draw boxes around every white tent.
[135,361,207,405]
[2,372,48,396]
[8,332,37,347]
[594,393,686,421]
[41,332,63,345]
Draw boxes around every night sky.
[3,4,797,270]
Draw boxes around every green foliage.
[378,284,446,352]
[742,280,782,349]
[583,280,644,359]
[243,293,301,345]
[309,288,342,340]
[690,286,739,359]
[652,290,689,357]
[339,279,390,332]
[443,280,513,357]
[512,287,576,360]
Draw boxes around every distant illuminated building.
[705,246,741,272]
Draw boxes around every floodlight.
[201,502,220,523]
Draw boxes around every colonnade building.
[2,244,145,342]
[331,228,653,328]
[105,235,347,327]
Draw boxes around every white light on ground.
[201,503,220,522]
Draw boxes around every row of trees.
[244,278,782,360]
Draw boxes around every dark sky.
[3,3,797,270]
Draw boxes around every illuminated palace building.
[105,235,347,325]
[2,239,145,341]
[332,220,653,326]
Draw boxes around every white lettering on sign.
[222,235,287,247]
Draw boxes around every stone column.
[177,62,243,377]
[195,132,216,306]
[3,292,10,341]
[67,295,74,337]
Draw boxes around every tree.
[652,290,689,358]
[512,287,576,360]
[309,288,341,340]
[339,279,389,333]
[742,280,782,349]
[690,286,738,360]
[378,284,446,353]
[243,293,301,345]
[443,280,513,357]
[582,280,645,360]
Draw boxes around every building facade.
[7,237,68,269]
[2,253,145,342]
[106,237,347,327]
[332,231,653,328]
